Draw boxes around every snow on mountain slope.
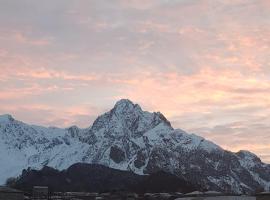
[0,115,90,183]
[0,99,269,194]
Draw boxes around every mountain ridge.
[0,99,269,194]
[10,163,199,193]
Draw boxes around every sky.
[0,0,270,163]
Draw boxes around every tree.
[5,177,17,187]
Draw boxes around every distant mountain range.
[0,99,269,194]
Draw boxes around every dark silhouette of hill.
[10,163,199,193]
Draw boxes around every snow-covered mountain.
[0,99,269,194]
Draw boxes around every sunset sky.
[0,0,269,163]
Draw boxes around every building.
[33,186,49,200]
[0,186,24,200]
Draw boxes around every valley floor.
[176,197,256,200]
[24,193,266,200]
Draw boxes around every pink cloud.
[0,30,53,47]
[0,103,102,128]
[0,0,269,162]
[13,32,52,46]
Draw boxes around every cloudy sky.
[0,0,270,163]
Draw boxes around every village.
[1,186,270,200]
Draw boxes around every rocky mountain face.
[0,99,269,194]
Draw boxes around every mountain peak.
[114,99,137,108]
[0,114,15,123]
[113,99,142,113]
[115,98,134,106]
[112,99,172,128]
[91,99,173,138]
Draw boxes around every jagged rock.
[134,150,147,169]
[109,146,125,163]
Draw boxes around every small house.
[32,186,49,200]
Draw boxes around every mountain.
[10,163,198,193]
[0,99,269,194]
